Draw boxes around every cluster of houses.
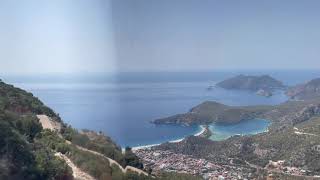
[135,149,254,179]
[265,160,308,176]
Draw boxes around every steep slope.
[286,78,320,100]
[0,81,72,179]
[0,80,60,120]
[0,79,201,180]
[0,80,148,179]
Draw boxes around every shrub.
[56,143,71,154]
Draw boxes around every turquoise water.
[3,71,319,147]
[209,119,270,141]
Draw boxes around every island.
[143,77,320,179]
[4,76,320,179]
[256,89,273,97]
[215,74,286,97]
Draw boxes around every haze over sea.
[3,70,320,147]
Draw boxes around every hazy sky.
[0,0,116,74]
[1,0,320,74]
[112,0,320,71]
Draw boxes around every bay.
[3,70,319,147]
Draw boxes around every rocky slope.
[286,78,320,100]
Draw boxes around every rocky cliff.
[286,78,320,100]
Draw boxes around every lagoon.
[3,71,316,147]
[208,119,270,141]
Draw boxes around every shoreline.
[130,122,268,151]
[131,125,206,151]
[208,122,270,141]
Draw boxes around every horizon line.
[1,68,320,77]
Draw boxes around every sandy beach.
[131,125,206,151]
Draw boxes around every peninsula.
[143,77,320,179]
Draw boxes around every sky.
[0,0,116,75]
[1,0,320,74]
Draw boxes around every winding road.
[37,114,150,180]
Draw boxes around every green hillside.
[0,80,201,180]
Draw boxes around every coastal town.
[3,0,320,179]
[134,149,254,179]
[135,148,318,180]
[133,119,320,179]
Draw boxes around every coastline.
[131,125,206,151]
[208,120,270,141]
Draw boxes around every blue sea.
[3,70,320,147]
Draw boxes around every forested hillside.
[0,80,201,180]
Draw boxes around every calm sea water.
[3,71,320,147]
[209,119,270,141]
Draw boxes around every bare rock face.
[291,104,320,125]
[286,78,320,100]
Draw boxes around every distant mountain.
[216,75,285,92]
[286,78,320,100]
